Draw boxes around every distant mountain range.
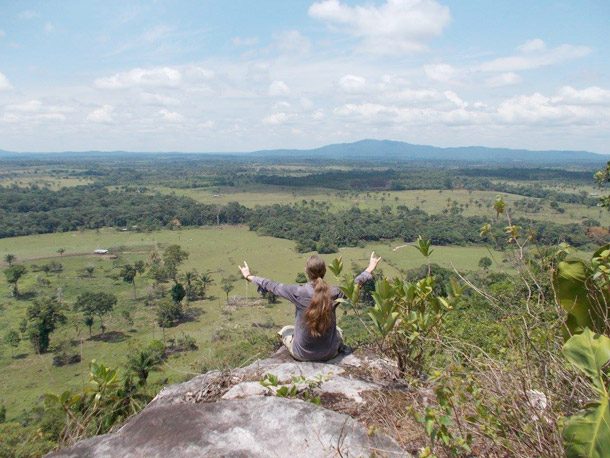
[250,139,607,165]
[1,139,607,165]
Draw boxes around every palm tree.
[196,272,214,299]
[181,270,198,303]
[126,348,162,386]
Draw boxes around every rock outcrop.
[49,348,413,457]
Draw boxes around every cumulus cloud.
[268,80,291,96]
[0,71,12,90]
[2,99,73,124]
[44,22,55,34]
[554,86,610,105]
[479,40,591,72]
[86,105,114,123]
[339,74,366,92]
[94,67,183,89]
[424,63,458,83]
[492,87,610,126]
[485,72,522,88]
[309,0,451,54]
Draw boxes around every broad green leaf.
[563,329,610,393]
[593,244,610,260]
[328,257,343,277]
[554,258,605,337]
[564,397,610,458]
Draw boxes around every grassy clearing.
[154,185,608,225]
[0,226,502,418]
[0,175,92,190]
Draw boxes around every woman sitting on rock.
[238,252,381,362]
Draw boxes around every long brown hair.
[304,255,333,337]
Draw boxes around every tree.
[57,248,65,257]
[4,265,27,298]
[25,296,66,353]
[83,315,95,337]
[170,283,186,304]
[4,254,15,266]
[181,271,198,302]
[74,292,117,333]
[120,264,138,299]
[221,277,235,303]
[4,329,21,358]
[126,346,163,386]
[162,245,189,281]
[197,272,214,299]
[478,256,493,271]
[295,272,308,284]
[84,265,95,278]
[156,300,183,341]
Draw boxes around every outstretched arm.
[354,251,382,285]
[238,261,299,303]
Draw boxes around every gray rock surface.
[48,348,409,458]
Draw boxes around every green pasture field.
[154,186,609,225]
[0,175,92,190]
[0,226,504,418]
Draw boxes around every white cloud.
[485,72,522,88]
[86,105,114,123]
[2,99,73,125]
[444,90,467,108]
[518,38,546,53]
[94,67,183,89]
[479,41,591,72]
[263,112,295,125]
[339,74,366,92]
[309,0,451,54]
[268,80,291,96]
[554,86,610,105]
[44,22,55,34]
[496,88,610,126]
[0,71,12,90]
[424,63,458,83]
[0,30,5,39]
[158,109,184,123]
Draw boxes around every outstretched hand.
[366,251,382,273]
[238,261,251,280]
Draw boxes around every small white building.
[94,249,109,255]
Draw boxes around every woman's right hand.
[238,261,251,280]
[366,251,382,273]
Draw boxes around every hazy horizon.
[1,137,609,156]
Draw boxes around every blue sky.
[1,0,609,153]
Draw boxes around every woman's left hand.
[238,261,251,280]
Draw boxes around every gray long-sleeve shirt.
[250,271,373,361]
